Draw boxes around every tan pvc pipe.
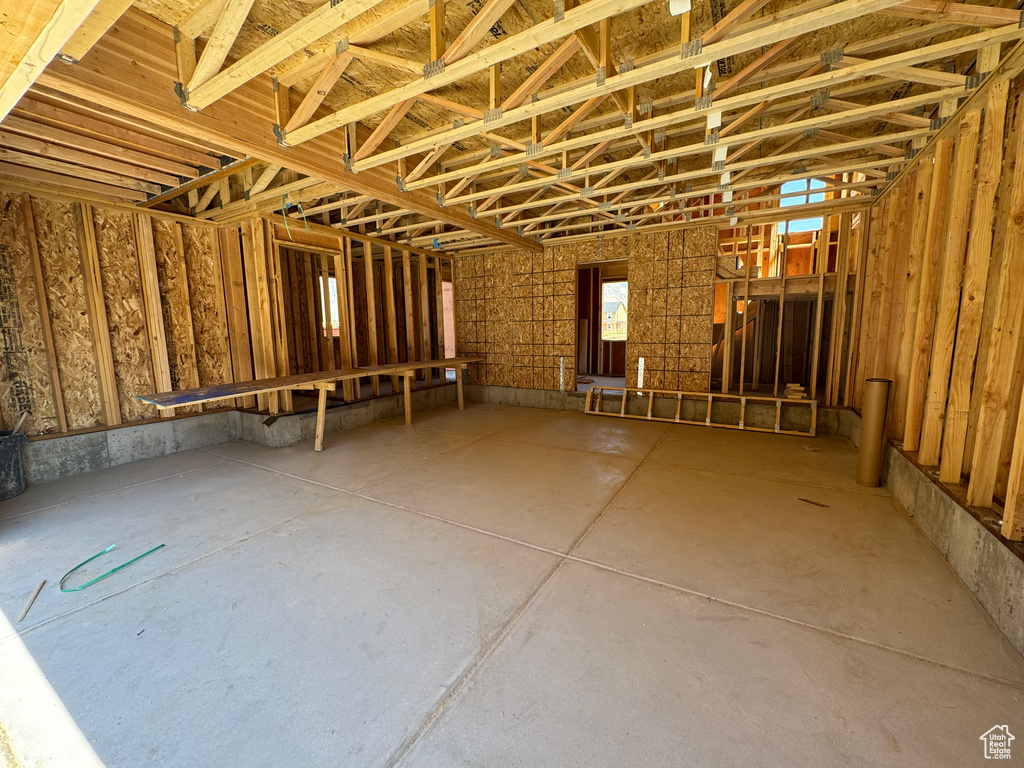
[857,378,892,487]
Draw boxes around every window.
[779,178,826,233]
[319,276,341,337]
[601,281,628,341]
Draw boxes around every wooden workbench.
[136,357,483,451]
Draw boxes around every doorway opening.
[577,260,628,391]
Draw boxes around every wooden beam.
[75,202,120,425]
[183,0,390,109]
[502,37,582,113]
[402,250,416,386]
[187,0,257,91]
[967,94,1024,508]
[445,0,516,64]
[429,0,445,63]
[353,14,1012,176]
[134,213,175,418]
[0,0,102,121]
[917,108,981,466]
[939,81,1008,484]
[59,0,134,62]
[177,0,227,39]
[219,227,255,408]
[0,129,180,187]
[352,98,416,162]
[383,245,401,391]
[901,135,954,450]
[282,0,654,145]
[880,0,1022,28]
[283,52,352,133]
[362,241,381,395]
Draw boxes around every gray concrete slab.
[401,560,1024,768]
[360,436,636,553]
[1,500,557,768]
[652,424,884,495]
[0,450,224,520]
[0,461,339,633]
[573,460,1024,683]
[378,401,547,437]
[230,423,478,492]
[1,405,1021,768]
[490,409,669,461]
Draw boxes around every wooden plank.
[1,113,199,178]
[0,0,102,121]
[218,227,254,408]
[332,240,355,401]
[59,0,134,62]
[183,0,390,109]
[967,94,1024,508]
[136,357,485,408]
[133,213,174,417]
[240,214,277,411]
[402,249,416,388]
[383,245,400,392]
[939,81,1009,484]
[362,242,380,395]
[188,0,258,91]
[319,252,336,371]
[772,231,788,397]
[345,238,359,380]
[889,158,932,430]
[434,256,446,381]
[843,220,866,406]
[0,130,179,188]
[270,244,294,411]
[304,252,321,371]
[74,202,119,425]
[418,253,432,384]
[722,279,734,394]
[902,136,954,450]
[917,109,982,465]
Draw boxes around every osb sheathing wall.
[0,190,238,436]
[455,227,717,392]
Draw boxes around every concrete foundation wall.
[21,385,457,484]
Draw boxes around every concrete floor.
[1,403,1022,767]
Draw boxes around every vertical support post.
[456,364,465,410]
[402,250,416,389]
[918,109,982,465]
[314,384,327,452]
[940,80,1009,484]
[333,238,355,401]
[362,240,380,395]
[75,203,120,426]
[383,245,400,393]
[903,136,955,450]
[772,228,788,397]
[403,372,414,425]
[739,225,751,396]
[722,279,734,394]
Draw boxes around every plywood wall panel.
[152,219,201,413]
[0,193,59,434]
[31,198,103,429]
[182,223,232,388]
[93,206,155,422]
[455,229,716,392]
